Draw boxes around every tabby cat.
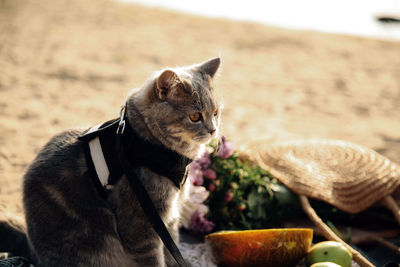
[23,58,221,266]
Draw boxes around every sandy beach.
[0,0,399,218]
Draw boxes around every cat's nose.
[209,129,216,136]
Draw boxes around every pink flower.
[187,152,214,186]
[180,184,210,229]
[225,191,233,202]
[189,210,215,234]
[208,183,216,192]
[217,135,234,159]
[197,152,211,170]
[188,162,204,186]
[203,169,217,179]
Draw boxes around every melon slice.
[205,228,313,267]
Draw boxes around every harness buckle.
[116,101,127,134]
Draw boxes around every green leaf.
[247,189,260,209]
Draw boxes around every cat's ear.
[156,69,186,101]
[197,57,221,78]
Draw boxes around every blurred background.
[0,0,399,218]
[122,0,400,40]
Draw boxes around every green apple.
[310,262,342,267]
[306,241,352,267]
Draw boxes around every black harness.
[78,105,192,267]
[78,118,191,196]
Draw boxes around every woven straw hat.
[246,138,400,267]
[251,138,400,213]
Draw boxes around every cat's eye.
[189,112,202,122]
[213,108,219,116]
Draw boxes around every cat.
[22,57,221,267]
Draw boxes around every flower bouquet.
[182,136,302,234]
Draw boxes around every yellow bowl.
[205,228,313,267]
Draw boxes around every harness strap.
[115,127,188,267]
[88,136,110,186]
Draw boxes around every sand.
[0,0,399,217]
